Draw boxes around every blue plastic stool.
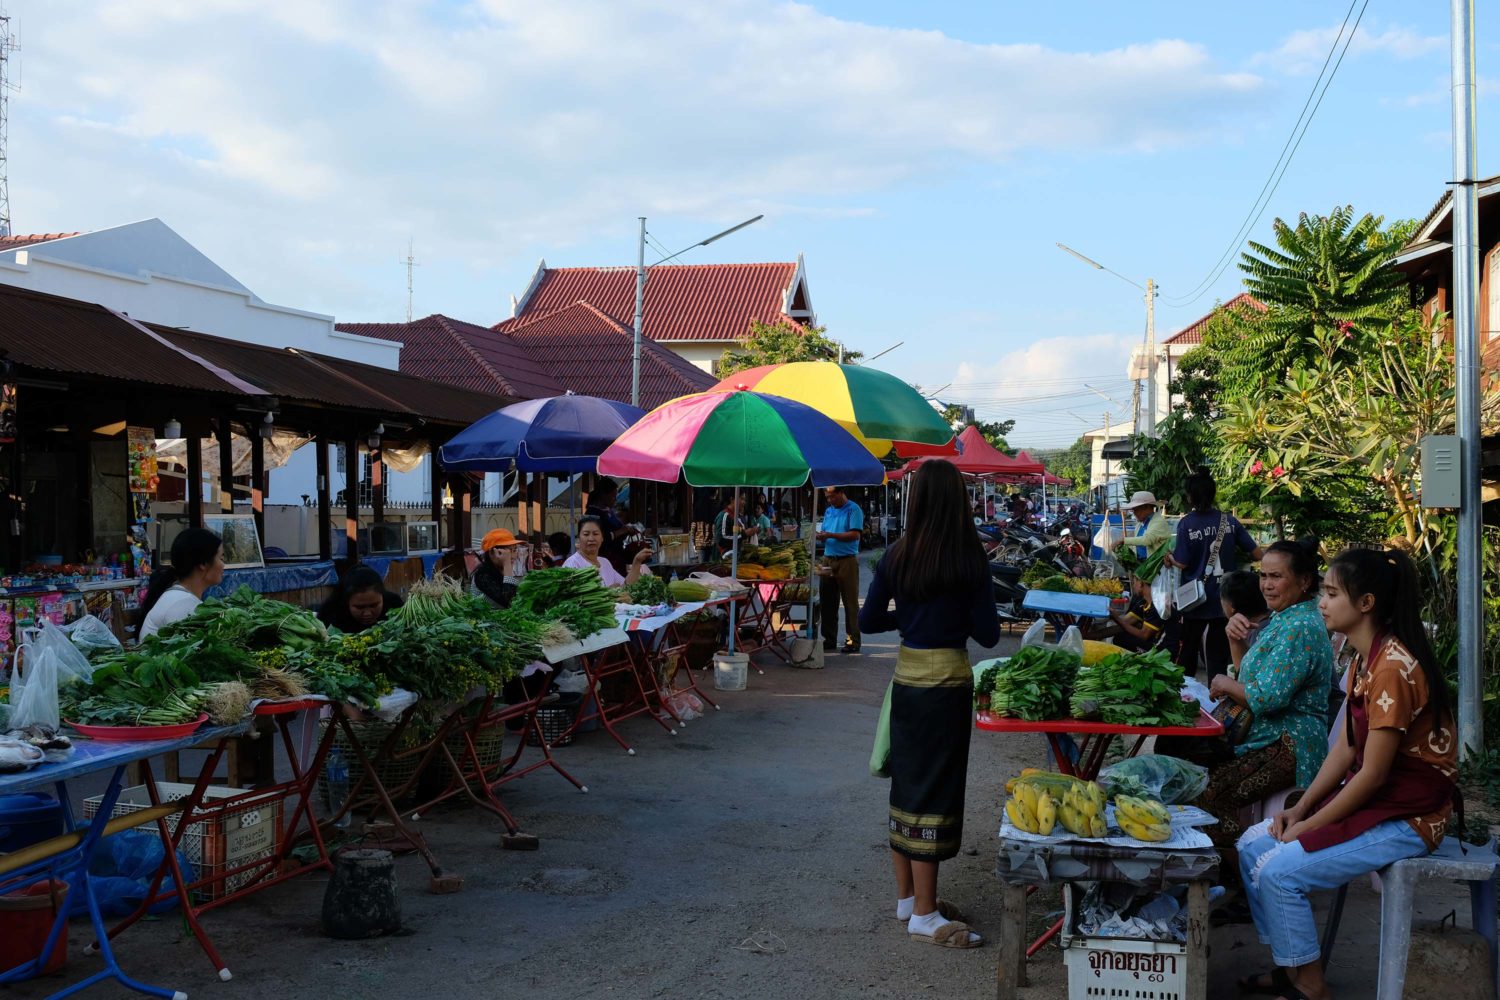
[1321,836,1500,1000]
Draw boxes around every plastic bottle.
[325,747,351,829]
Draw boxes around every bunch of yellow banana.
[1004,768,1085,800]
[1058,780,1109,839]
[1114,794,1173,842]
[1004,781,1058,836]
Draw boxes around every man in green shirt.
[1115,490,1173,560]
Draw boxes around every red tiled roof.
[507,262,800,343]
[0,232,81,250]
[1162,293,1266,347]
[503,301,717,408]
[338,315,566,400]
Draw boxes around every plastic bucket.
[0,794,64,853]
[0,880,69,975]
[713,652,749,691]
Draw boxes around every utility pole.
[1144,278,1157,431]
[0,6,18,237]
[1450,0,1484,757]
[632,217,646,408]
[401,239,420,323]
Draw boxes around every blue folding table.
[0,722,249,1000]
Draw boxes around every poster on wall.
[202,513,265,570]
[0,382,15,445]
[127,426,159,494]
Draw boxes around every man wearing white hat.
[1115,490,1173,561]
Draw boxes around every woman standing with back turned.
[861,459,999,949]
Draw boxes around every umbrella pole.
[729,486,740,654]
[807,484,819,642]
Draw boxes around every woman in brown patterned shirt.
[1233,548,1456,1000]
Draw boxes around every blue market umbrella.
[439,394,646,473]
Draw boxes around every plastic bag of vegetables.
[1098,754,1209,805]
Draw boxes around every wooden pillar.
[217,417,234,513]
[6,426,21,570]
[74,433,92,560]
[428,449,443,541]
[530,472,544,543]
[344,436,360,564]
[186,434,203,528]
[516,472,529,537]
[370,446,385,525]
[459,478,472,550]
[250,431,266,545]
[315,436,331,561]
[447,476,464,554]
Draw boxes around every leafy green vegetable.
[623,573,669,606]
[1070,648,1195,727]
[987,645,1080,720]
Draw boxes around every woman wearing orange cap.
[474,528,523,607]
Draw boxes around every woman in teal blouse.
[1161,538,1333,885]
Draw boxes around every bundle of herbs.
[1069,648,1195,726]
[154,585,327,653]
[986,645,1080,721]
[515,568,618,638]
[59,650,244,726]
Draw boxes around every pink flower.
[1248,460,1263,475]
[1271,466,1286,478]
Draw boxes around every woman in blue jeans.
[1236,548,1457,1000]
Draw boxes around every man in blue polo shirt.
[817,485,864,654]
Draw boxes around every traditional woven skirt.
[888,645,973,862]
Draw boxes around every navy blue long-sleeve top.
[858,550,1001,650]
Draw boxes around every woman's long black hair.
[140,527,222,621]
[885,459,988,602]
[1327,547,1451,727]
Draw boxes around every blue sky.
[8,1,1489,445]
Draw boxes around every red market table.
[975,708,1224,966]
[974,708,1223,781]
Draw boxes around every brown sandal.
[895,899,966,922]
[910,920,983,949]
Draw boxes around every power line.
[1163,0,1367,308]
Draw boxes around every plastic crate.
[1061,883,1189,1000]
[84,782,281,902]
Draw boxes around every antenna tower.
[402,239,420,322]
[0,6,16,237]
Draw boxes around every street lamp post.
[1057,243,1159,437]
[632,214,764,407]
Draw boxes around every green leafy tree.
[1224,208,1409,397]
[718,320,861,375]
[1217,310,1500,544]
[939,405,1014,452]
[1123,412,1217,515]
[1032,436,1092,491]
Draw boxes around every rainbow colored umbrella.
[599,390,883,657]
[597,390,886,488]
[711,362,957,458]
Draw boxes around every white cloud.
[945,333,1138,447]
[9,1,1267,320]
[1255,23,1444,75]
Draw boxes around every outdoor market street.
[7,578,1477,1000]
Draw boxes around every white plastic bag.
[1020,619,1047,647]
[1020,620,1084,658]
[1092,522,1119,552]
[62,615,122,658]
[1151,565,1179,620]
[11,621,96,730]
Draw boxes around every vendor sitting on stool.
[1106,573,1165,652]
[318,566,403,633]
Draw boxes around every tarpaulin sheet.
[207,561,338,597]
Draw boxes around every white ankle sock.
[908,909,947,935]
[896,895,915,920]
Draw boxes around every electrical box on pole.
[1420,435,1461,509]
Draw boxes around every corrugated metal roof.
[503,301,717,408]
[156,326,508,426]
[1162,293,1265,346]
[507,262,799,343]
[0,283,252,394]
[339,315,566,399]
[0,232,82,251]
